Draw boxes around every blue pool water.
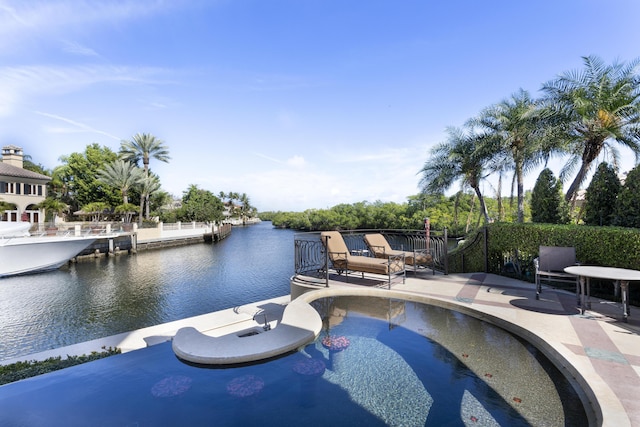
[0,296,588,426]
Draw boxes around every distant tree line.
[20,139,255,225]
[260,193,525,236]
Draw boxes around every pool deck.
[2,272,639,426]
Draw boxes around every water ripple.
[0,222,294,361]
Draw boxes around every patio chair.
[533,246,579,300]
[320,231,405,286]
[364,233,435,275]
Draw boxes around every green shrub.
[0,347,121,385]
[448,223,640,303]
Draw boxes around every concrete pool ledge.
[172,294,323,365]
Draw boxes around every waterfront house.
[0,145,49,224]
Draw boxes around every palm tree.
[97,160,144,205]
[419,126,492,225]
[37,197,68,226]
[238,193,256,224]
[138,174,162,224]
[542,55,640,204]
[474,89,552,222]
[120,133,170,219]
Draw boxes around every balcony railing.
[294,229,448,287]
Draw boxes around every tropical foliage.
[419,126,492,225]
[419,55,640,227]
[262,194,526,235]
[174,184,225,223]
[614,165,640,228]
[583,162,621,226]
[53,144,120,213]
[119,133,171,220]
[530,168,568,224]
[541,55,640,203]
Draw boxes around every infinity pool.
[0,296,588,426]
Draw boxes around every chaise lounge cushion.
[320,231,404,275]
[363,233,432,266]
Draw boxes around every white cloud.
[0,64,172,116]
[62,40,99,57]
[286,155,305,168]
[35,111,120,140]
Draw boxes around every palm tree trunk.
[496,174,503,221]
[473,186,490,225]
[139,195,144,225]
[516,163,524,223]
[466,193,476,233]
[565,162,590,205]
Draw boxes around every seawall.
[72,223,233,261]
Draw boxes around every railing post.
[444,227,448,275]
[324,235,330,287]
[483,226,488,273]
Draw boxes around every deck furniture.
[533,246,579,300]
[364,233,434,275]
[565,265,640,322]
[320,231,405,286]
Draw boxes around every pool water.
[0,297,588,426]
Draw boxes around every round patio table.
[564,265,640,322]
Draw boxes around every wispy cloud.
[253,152,284,165]
[1,1,179,37]
[0,64,172,116]
[62,40,100,57]
[253,152,307,168]
[35,111,120,140]
[287,155,306,167]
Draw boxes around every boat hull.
[0,236,97,278]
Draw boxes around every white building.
[0,145,50,224]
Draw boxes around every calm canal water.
[0,221,295,362]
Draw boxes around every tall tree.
[138,174,162,224]
[531,168,568,224]
[583,162,621,226]
[542,55,640,203]
[97,160,144,205]
[55,143,120,214]
[419,126,492,225]
[238,193,256,224]
[474,89,552,223]
[178,184,225,223]
[119,133,170,219]
[614,165,640,228]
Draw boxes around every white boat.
[0,222,98,278]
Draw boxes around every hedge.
[449,223,640,303]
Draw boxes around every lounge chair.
[533,246,579,300]
[364,233,435,275]
[320,231,405,286]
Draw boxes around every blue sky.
[1,0,639,212]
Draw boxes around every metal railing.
[294,229,448,287]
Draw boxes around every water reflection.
[312,296,587,426]
[0,222,294,361]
